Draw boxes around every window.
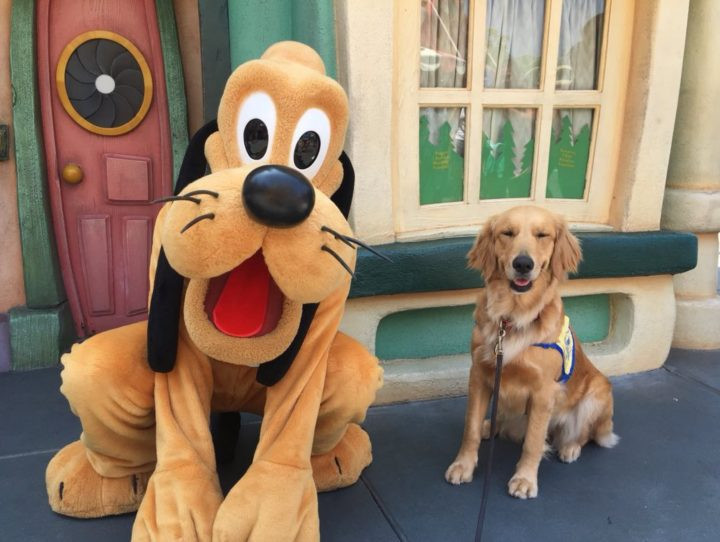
[394,0,632,236]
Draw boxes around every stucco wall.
[335,0,395,245]
[0,0,26,312]
[609,0,689,231]
[341,275,676,404]
[662,0,720,349]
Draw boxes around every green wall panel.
[9,304,75,371]
[350,231,697,299]
[199,0,231,122]
[375,295,611,361]
[227,0,337,77]
[10,0,66,308]
[156,0,189,183]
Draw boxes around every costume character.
[46,41,384,541]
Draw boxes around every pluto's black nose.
[242,165,315,227]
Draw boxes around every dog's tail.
[593,414,620,448]
[595,431,620,448]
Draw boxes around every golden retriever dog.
[445,205,618,499]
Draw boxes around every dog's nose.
[242,165,315,227]
[512,255,534,274]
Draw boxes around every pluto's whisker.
[181,213,215,234]
[321,245,355,278]
[321,225,355,249]
[321,225,393,262]
[183,189,220,199]
[152,195,201,205]
[341,235,394,262]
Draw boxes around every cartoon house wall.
[0,1,714,403]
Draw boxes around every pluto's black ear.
[256,151,355,386]
[332,152,354,219]
[173,119,218,195]
[147,120,218,372]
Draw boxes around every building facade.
[0,1,713,405]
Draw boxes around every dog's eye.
[536,232,549,238]
[294,131,321,169]
[289,108,330,179]
[244,119,269,160]
[501,230,515,237]
[236,92,276,163]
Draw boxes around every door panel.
[37,0,173,335]
[78,216,113,315]
[105,155,151,202]
[122,216,151,316]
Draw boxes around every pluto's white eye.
[289,108,330,179]
[236,92,276,164]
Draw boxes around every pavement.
[1,348,719,541]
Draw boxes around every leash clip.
[494,321,507,356]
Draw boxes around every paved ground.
[1,349,719,541]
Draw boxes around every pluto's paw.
[312,423,372,492]
[46,441,149,518]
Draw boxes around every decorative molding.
[349,231,697,299]
[9,303,75,370]
[156,0,189,182]
[9,0,66,308]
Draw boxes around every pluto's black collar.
[147,120,355,386]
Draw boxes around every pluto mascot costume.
[45,41,384,541]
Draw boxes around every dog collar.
[533,315,576,383]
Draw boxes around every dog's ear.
[147,119,218,372]
[467,218,497,280]
[551,218,582,280]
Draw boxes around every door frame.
[9,0,187,356]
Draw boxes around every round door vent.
[56,30,153,136]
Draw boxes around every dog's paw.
[557,444,581,463]
[445,458,476,485]
[508,474,538,499]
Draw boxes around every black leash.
[474,320,506,542]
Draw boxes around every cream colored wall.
[335,0,690,240]
[608,0,689,231]
[335,0,395,245]
[0,0,26,312]
[341,276,676,404]
[662,0,720,349]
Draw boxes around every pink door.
[37,0,173,335]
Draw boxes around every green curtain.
[227,0,337,78]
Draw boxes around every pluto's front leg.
[132,335,223,542]
[213,287,351,542]
[311,332,382,492]
[213,354,325,542]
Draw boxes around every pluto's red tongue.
[211,251,275,337]
[514,278,530,287]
